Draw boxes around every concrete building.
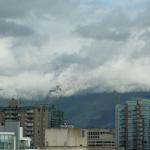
[0,120,32,150]
[45,128,87,147]
[116,99,150,150]
[0,132,16,150]
[87,129,115,147]
[41,147,124,150]
[0,99,64,148]
[44,128,124,150]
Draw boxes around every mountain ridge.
[1,92,150,128]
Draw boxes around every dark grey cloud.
[0,0,79,18]
[76,24,130,41]
[0,0,79,38]
[75,4,150,42]
[0,19,34,37]
[51,54,85,71]
[75,8,133,41]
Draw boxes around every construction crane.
[47,85,62,100]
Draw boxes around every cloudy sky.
[0,0,150,98]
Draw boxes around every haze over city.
[0,0,150,99]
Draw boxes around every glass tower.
[48,105,64,128]
[116,99,150,150]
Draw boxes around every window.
[0,134,15,150]
[82,130,85,137]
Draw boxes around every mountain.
[1,92,150,128]
[51,92,150,128]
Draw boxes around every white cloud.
[0,0,150,98]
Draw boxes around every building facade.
[45,128,87,147]
[87,129,115,147]
[0,132,15,150]
[44,128,123,150]
[48,105,64,128]
[41,147,124,150]
[116,99,150,150]
[0,99,64,148]
[0,120,32,150]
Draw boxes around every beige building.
[87,129,115,147]
[44,128,124,150]
[45,128,87,147]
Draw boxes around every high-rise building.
[0,99,64,148]
[116,99,150,150]
[48,105,64,128]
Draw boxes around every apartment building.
[0,99,64,148]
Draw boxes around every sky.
[0,0,150,98]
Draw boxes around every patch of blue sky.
[80,0,113,7]
[100,0,113,5]
[81,0,146,9]
[113,0,147,11]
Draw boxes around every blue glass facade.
[116,99,150,150]
[48,105,64,128]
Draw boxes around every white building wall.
[45,128,87,147]
[87,129,115,147]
